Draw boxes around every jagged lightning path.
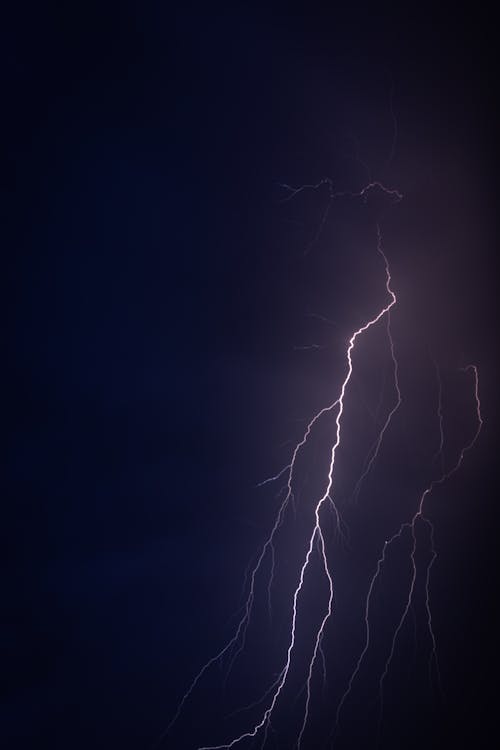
[161,181,481,750]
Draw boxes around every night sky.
[4,4,500,749]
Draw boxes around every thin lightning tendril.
[376,364,482,740]
[351,229,402,505]
[334,364,482,744]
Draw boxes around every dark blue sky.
[3,3,499,749]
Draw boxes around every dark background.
[3,3,499,749]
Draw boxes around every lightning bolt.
[160,179,481,750]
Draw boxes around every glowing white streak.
[163,393,341,742]
[197,238,397,750]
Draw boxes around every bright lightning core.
[161,181,482,750]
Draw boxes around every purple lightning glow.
[162,180,482,750]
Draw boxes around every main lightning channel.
[195,231,397,750]
[161,181,402,750]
